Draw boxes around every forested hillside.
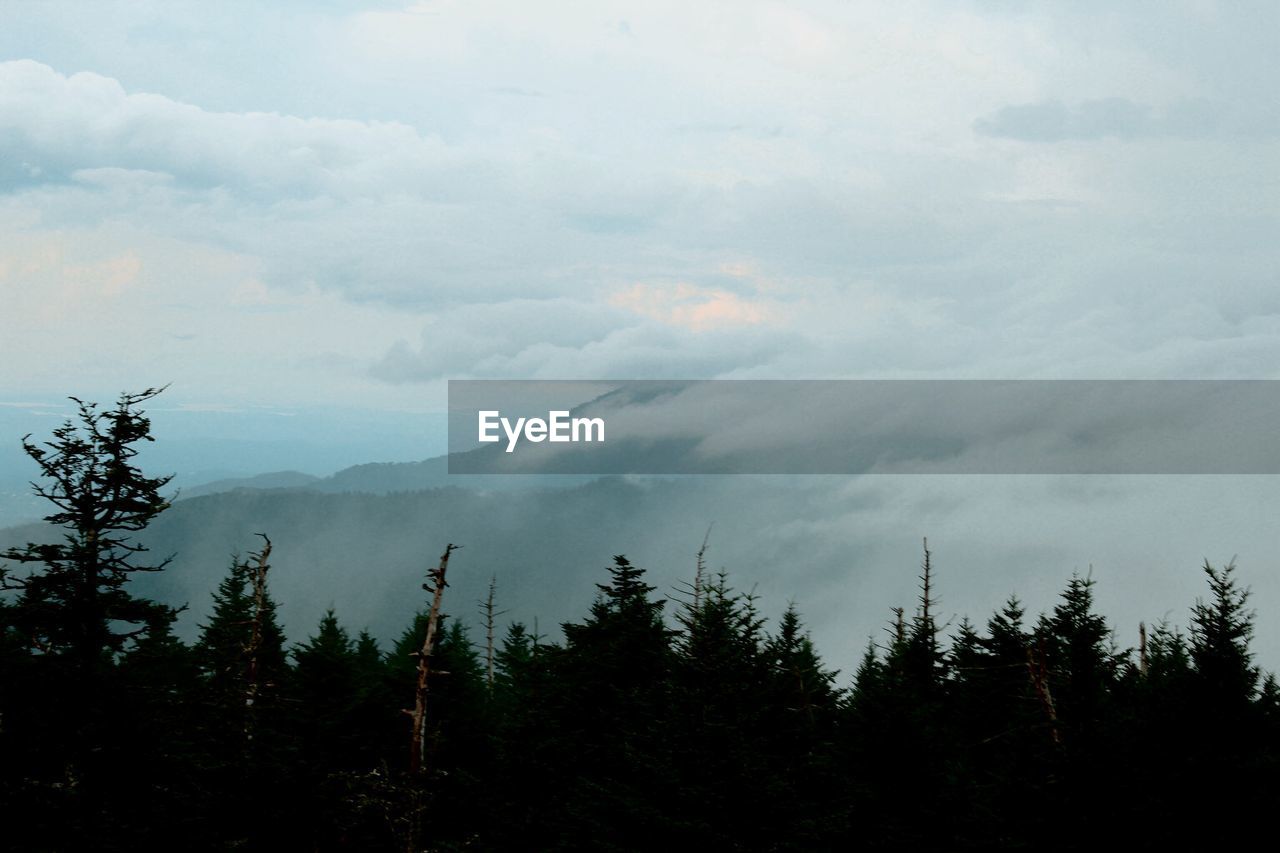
[3,394,1279,851]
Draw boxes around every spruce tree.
[555,555,675,848]
[293,609,361,771]
[489,622,556,846]
[0,388,178,842]
[1036,572,1121,733]
[1033,573,1127,842]
[194,554,288,726]
[762,603,841,847]
[1189,559,1258,704]
[0,388,178,669]
[670,569,769,847]
[112,621,200,843]
[187,553,290,847]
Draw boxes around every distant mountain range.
[5,441,1266,677]
[0,463,739,653]
[179,454,597,499]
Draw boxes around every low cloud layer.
[975,96,1280,142]
[448,380,1280,475]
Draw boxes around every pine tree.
[949,598,1056,845]
[0,389,178,670]
[423,619,486,763]
[765,603,838,727]
[488,621,557,845]
[1189,559,1258,704]
[1031,573,1128,842]
[354,630,384,684]
[383,610,491,847]
[554,555,675,849]
[193,552,288,742]
[1035,572,1121,734]
[761,603,841,847]
[423,619,490,841]
[112,621,201,843]
[670,569,769,847]
[494,622,535,696]
[840,543,964,847]
[1145,620,1192,687]
[0,388,179,842]
[293,609,361,772]
[902,539,946,690]
[561,555,670,707]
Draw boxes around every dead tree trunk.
[1138,621,1149,676]
[244,533,272,740]
[407,543,458,775]
[1026,638,1061,745]
[919,537,935,626]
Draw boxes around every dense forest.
[2,391,1279,851]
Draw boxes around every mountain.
[0,475,737,649]
[5,455,1276,677]
[181,470,321,498]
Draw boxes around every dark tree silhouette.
[0,387,178,669]
[1190,558,1259,703]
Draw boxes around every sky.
[2,2,1280,663]
[1,0,1276,416]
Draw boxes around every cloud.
[0,0,1278,402]
[450,379,1280,476]
[0,60,457,199]
[370,296,799,382]
[974,96,1279,142]
[609,282,777,331]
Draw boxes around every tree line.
[2,389,1279,850]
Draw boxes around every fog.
[6,469,1277,682]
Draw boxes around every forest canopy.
[2,391,1279,851]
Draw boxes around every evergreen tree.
[765,603,839,728]
[840,544,965,847]
[0,388,178,845]
[670,570,770,846]
[422,619,490,844]
[553,555,675,849]
[185,550,293,845]
[949,599,1056,845]
[849,640,885,714]
[111,621,201,845]
[761,603,842,847]
[0,389,178,669]
[354,629,383,677]
[1031,573,1128,843]
[494,622,535,698]
[1189,559,1258,704]
[289,609,369,847]
[1178,559,1272,843]
[293,609,361,771]
[488,622,558,847]
[376,611,491,847]
[1035,572,1121,734]
[902,539,947,691]
[193,553,288,738]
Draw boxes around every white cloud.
[0,60,458,199]
[0,1,1275,405]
